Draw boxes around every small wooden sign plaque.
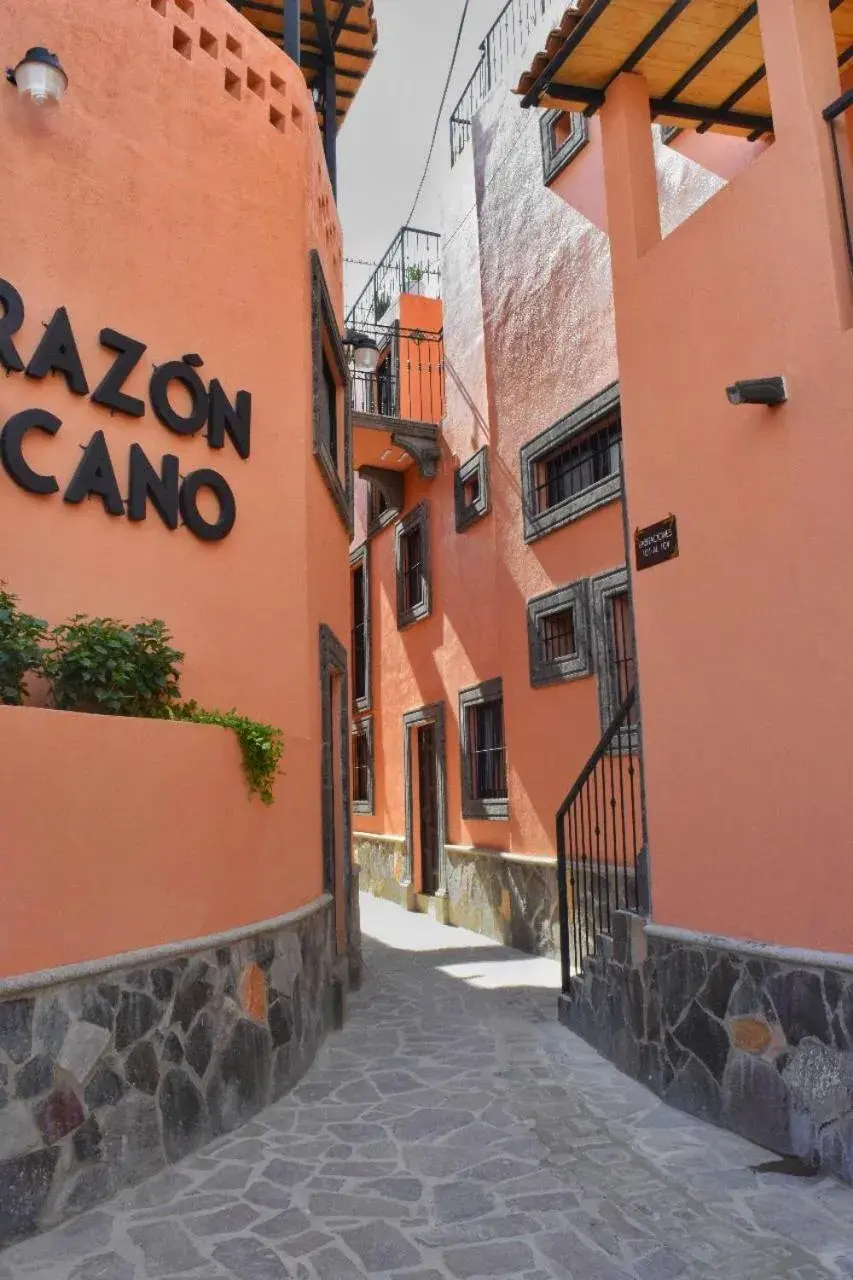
[635,515,679,571]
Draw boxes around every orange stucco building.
[0,0,375,1237]
[348,0,853,1185]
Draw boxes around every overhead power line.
[405,0,471,226]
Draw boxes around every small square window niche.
[540,110,589,186]
[454,446,490,532]
[527,580,591,688]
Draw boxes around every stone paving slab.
[3,894,853,1279]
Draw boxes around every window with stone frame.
[352,717,374,815]
[540,109,589,186]
[454,446,491,532]
[527,580,592,687]
[350,543,371,713]
[459,678,508,820]
[311,250,352,534]
[520,383,621,543]
[396,502,431,629]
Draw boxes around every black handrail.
[555,686,643,992]
[450,0,549,165]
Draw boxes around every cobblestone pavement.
[4,895,853,1280]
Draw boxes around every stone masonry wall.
[563,913,853,1182]
[0,900,334,1245]
[354,835,559,958]
[445,849,559,958]
[353,835,410,908]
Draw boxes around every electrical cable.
[404,0,471,226]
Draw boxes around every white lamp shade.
[353,344,380,374]
[14,53,67,104]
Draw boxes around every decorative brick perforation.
[292,102,304,131]
[269,106,285,133]
[199,28,218,59]
[226,34,243,58]
[175,0,195,14]
[151,0,167,16]
[248,68,265,100]
[225,68,241,100]
[270,71,286,98]
[173,27,192,60]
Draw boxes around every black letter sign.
[150,361,209,436]
[0,409,60,494]
[64,430,124,516]
[208,380,251,460]
[128,444,179,530]
[0,280,25,374]
[92,329,147,418]
[180,468,236,542]
[26,307,90,396]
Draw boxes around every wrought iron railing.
[348,323,445,425]
[450,0,550,165]
[555,686,646,992]
[824,89,853,277]
[346,228,441,330]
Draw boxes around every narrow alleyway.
[4,896,853,1280]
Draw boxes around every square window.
[521,383,621,543]
[540,110,589,185]
[527,580,591,687]
[459,678,508,821]
[395,503,431,629]
[311,251,352,534]
[454,446,490,532]
[352,717,374,814]
[350,543,371,713]
[590,566,640,750]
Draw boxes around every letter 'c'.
[0,409,60,495]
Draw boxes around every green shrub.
[0,585,47,705]
[44,616,183,718]
[173,701,284,805]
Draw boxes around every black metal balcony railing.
[450,0,549,166]
[346,227,442,331]
[348,323,445,425]
[555,687,646,991]
[824,88,853,277]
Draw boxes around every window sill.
[397,600,431,631]
[523,473,620,545]
[462,797,509,822]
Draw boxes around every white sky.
[337,0,511,309]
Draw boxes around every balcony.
[346,228,444,484]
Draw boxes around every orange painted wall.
[0,0,350,976]
[601,0,853,952]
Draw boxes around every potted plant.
[405,265,425,295]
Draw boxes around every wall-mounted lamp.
[344,329,381,375]
[726,376,787,407]
[6,48,68,105]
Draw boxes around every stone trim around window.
[350,542,371,714]
[527,579,592,688]
[352,715,374,816]
[520,381,621,545]
[402,702,448,891]
[589,565,639,752]
[540,109,590,185]
[319,624,352,948]
[459,677,508,822]
[454,446,491,532]
[395,501,431,630]
[311,251,353,536]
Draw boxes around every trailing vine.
[172,702,284,806]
